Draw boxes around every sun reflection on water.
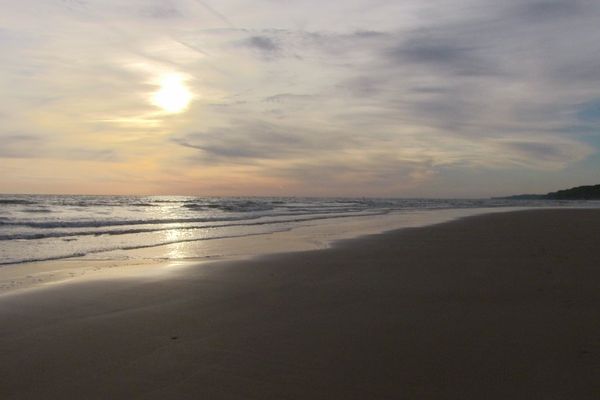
[139,198,220,263]
[164,227,187,260]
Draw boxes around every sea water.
[0,195,596,266]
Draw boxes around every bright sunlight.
[151,74,192,113]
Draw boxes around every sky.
[1,0,600,197]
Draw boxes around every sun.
[151,74,192,113]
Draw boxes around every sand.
[0,209,599,399]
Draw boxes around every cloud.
[172,123,311,162]
[263,93,315,103]
[246,36,279,52]
[239,35,281,59]
[515,0,587,21]
[193,0,236,28]
[389,38,470,64]
[0,133,119,161]
[577,99,600,122]
[494,139,593,169]
[139,4,181,19]
[386,34,500,77]
[0,134,41,158]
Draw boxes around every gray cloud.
[140,4,181,19]
[382,25,505,79]
[515,0,587,21]
[390,39,473,65]
[494,139,592,168]
[503,141,567,160]
[247,36,279,52]
[240,36,282,59]
[172,122,318,163]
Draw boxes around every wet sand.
[0,209,599,399]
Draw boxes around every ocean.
[0,194,595,267]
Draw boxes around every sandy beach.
[0,209,599,399]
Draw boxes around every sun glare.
[152,74,192,113]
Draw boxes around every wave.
[0,195,452,213]
[0,199,37,205]
[22,208,53,213]
[0,228,295,266]
[0,211,387,241]
[183,200,275,212]
[57,201,158,207]
[0,206,374,229]
[183,203,207,210]
[0,252,89,266]
[0,214,264,229]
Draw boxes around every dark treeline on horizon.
[499,184,600,200]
